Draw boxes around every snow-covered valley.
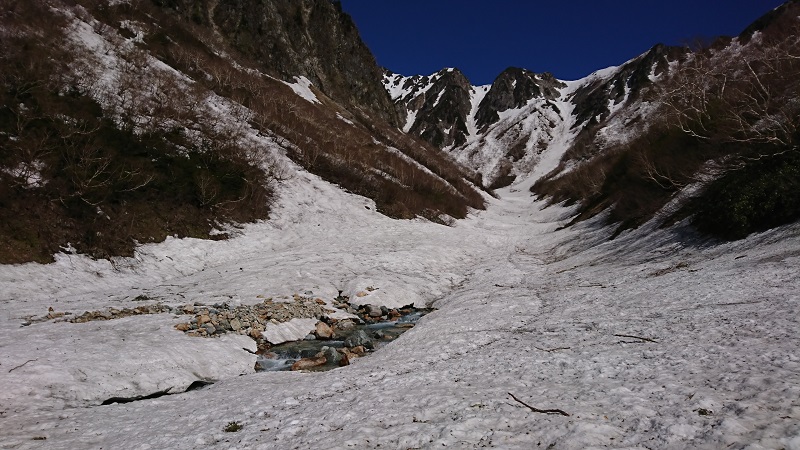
[1,158,798,448]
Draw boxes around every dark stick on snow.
[614,334,658,343]
[508,392,570,417]
[533,346,571,353]
[8,359,37,373]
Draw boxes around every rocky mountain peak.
[475,67,566,130]
[384,68,474,148]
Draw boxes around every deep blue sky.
[341,1,786,84]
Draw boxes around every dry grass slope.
[0,0,485,263]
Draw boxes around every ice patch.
[344,278,425,309]
[262,318,319,345]
[284,76,320,104]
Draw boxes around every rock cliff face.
[159,0,399,126]
[568,44,682,132]
[384,66,569,187]
[384,68,473,148]
[475,68,564,130]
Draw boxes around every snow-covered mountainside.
[384,68,475,147]
[532,2,800,238]
[1,156,799,449]
[1,1,799,448]
[387,1,799,240]
[0,0,484,264]
[383,55,672,189]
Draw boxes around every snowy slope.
[384,46,682,190]
[1,147,799,448]
[451,89,573,183]
[1,6,799,448]
[384,66,624,187]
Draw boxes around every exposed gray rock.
[476,68,566,130]
[163,0,398,127]
[317,346,340,365]
[366,304,383,318]
[344,330,373,349]
[569,44,681,131]
[333,319,357,339]
[389,68,473,148]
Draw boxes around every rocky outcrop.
[407,69,472,148]
[569,44,682,130]
[476,68,565,129]
[160,0,399,126]
[384,66,569,186]
[386,68,474,148]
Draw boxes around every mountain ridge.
[384,1,799,236]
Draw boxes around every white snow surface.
[1,160,799,448]
[262,318,319,345]
[451,92,574,183]
[465,84,491,138]
[284,76,321,104]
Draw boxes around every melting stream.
[256,311,428,372]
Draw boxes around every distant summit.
[384,1,800,238]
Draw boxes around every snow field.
[0,165,798,448]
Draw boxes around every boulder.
[336,347,363,367]
[317,346,340,365]
[344,330,373,349]
[333,319,357,337]
[217,319,231,331]
[290,356,327,371]
[366,304,383,318]
[315,322,334,339]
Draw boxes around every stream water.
[255,311,428,372]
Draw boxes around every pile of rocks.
[175,297,331,342]
[32,289,427,375]
[69,304,174,323]
[23,304,177,326]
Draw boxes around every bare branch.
[508,393,570,417]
